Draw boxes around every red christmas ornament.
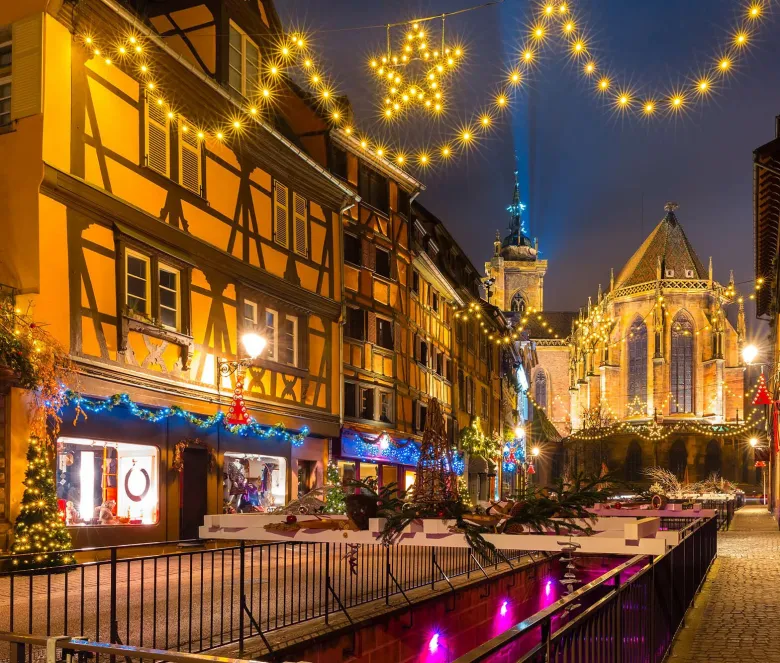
[226,373,249,425]
[613,502,622,510]
[526,463,535,475]
[753,372,773,406]
[286,515,297,524]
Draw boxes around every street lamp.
[750,437,759,448]
[743,344,759,365]
[217,332,266,377]
[531,447,540,457]
[749,436,769,506]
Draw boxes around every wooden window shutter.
[11,14,43,121]
[361,238,370,268]
[293,192,308,257]
[367,311,377,345]
[178,119,202,195]
[273,181,289,248]
[144,91,170,177]
[394,322,402,352]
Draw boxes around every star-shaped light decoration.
[369,19,464,121]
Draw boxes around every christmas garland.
[172,438,218,473]
[459,417,502,459]
[65,391,309,446]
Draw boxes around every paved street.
[668,505,780,662]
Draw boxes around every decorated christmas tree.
[11,437,73,568]
[412,398,458,505]
[323,461,346,514]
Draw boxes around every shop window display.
[223,453,287,512]
[56,437,159,526]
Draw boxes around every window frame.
[0,76,10,128]
[0,37,11,128]
[358,162,389,215]
[345,306,366,341]
[374,246,392,279]
[157,263,181,332]
[125,250,151,319]
[228,21,260,98]
[376,316,393,351]
[344,232,361,266]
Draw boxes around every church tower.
[485,170,547,319]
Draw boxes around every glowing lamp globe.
[749,437,759,448]
[531,447,540,457]
[742,344,759,365]
[242,333,266,359]
[514,425,525,439]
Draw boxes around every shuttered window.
[273,181,289,248]
[0,38,11,127]
[178,119,202,195]
[293,192,308,257]
[228,22,259,97]
[145,91,170,177]
[10,15,42,121]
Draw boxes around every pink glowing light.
[500,601,508,616]
[545,580,552,597]
[429,633,440,653]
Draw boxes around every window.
[345,307,365,341]
[375,247,391,278]
[534,371,548,411]
[669,439,687,479]
[360,387,375,419]
[411,270,420,295]
[243,300,258,329]
[670,312,694,413]
[224,452,287,510]
[379,391,393,423]
[125,251,150,316]
[467,321,475,353]
[479,331,487,360]
[627,318,648,411]
[419,339,429,366]
[344,382,357,418]
[264,309,278,360]
[57,437,159,526]
[0,39,11,127]
[144,92,170,177]
[481,387,488,419]
[280,315,298,366]
[510,292,526,313]
[435,351,444,377]
[458,370,465,410]
[431,292,439,313]
[358,163,388,213]
[293,193,308,257]
[397,188,411,218]
[416,401,428,432]
[376,317,393,350]
[331,145,348,180]
[273,181,289,248]
[228,22,259,97]
[158,265,180,330]
[344,233,361,265]
[178,119,202,195]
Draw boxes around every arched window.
[510,292,526,313]
[669,439,687,480]
[624,440,643,482]
[670,312,694,413]
[534,371,548,411]
[705,439,722,477]
[627,318,648,412]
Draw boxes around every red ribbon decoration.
[226,372,250,425]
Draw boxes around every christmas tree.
[412,398,458,505]
[323,461,346,514]
[11,437,73,568]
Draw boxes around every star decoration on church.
[369,20,464,121]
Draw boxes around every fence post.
[649,560,656,663]
[431,549,436,591]
[614,571,622,662]
[541,616,551,661]
[385,545,390,606]
[325,543,330,625]
[109,547,118,644]
[238,541,245,656]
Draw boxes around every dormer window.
[229,22,259,97]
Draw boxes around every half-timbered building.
[0,0,356,545]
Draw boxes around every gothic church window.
[670,312,694,413]
[534,371,548,411]
[627,318,648,413]
[669,439,687,479]
[511,291,526,313]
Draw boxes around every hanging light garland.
[62,391,309,446]
[77,0,777,179]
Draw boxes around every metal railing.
[0,539,535,660]
[0,632,273,663]
[454,515,718,663]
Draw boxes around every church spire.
[506,169,527,241]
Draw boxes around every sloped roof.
[615,207,707,289]
[522,311,577,340]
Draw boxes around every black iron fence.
[0,539,535,660]
[453,515,718,663]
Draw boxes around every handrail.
[0,633,264,663]
[453,554,646,663]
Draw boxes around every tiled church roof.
[614,205,708,289]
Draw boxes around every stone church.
[486,175,753,485]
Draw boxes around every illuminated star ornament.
[369,18,464,121]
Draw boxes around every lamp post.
[750,437,769,506]
[216,333,267,411]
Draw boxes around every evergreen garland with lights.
[10,437,73,568]
[323,461,346,515]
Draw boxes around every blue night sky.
[276,0,780,322]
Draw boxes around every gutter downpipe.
[338,200,357,445]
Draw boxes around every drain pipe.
[338,199,357,434]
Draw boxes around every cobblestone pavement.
[668,504,780,662]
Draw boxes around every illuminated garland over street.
[77,0,777,178]
[63,391,309,446]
